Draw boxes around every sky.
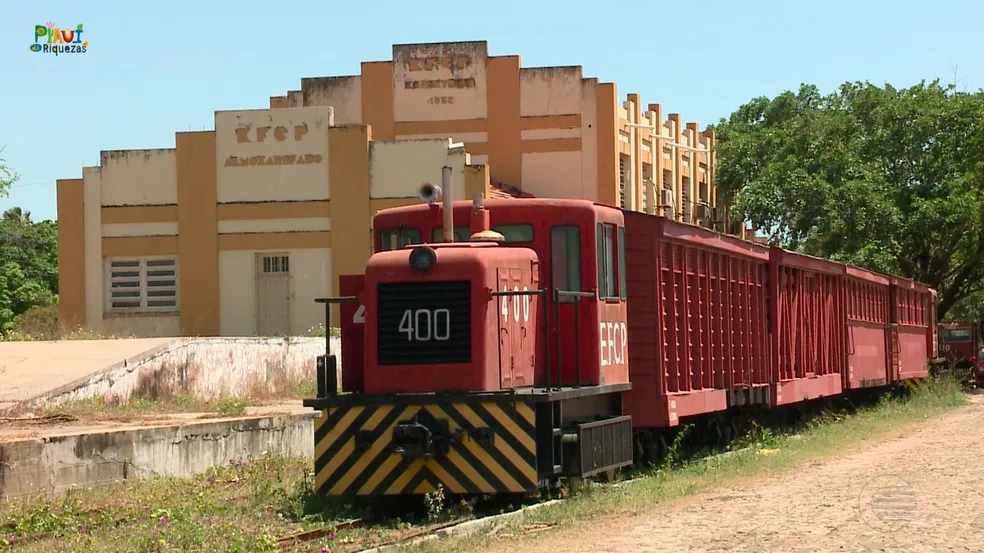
[0,0,980,222]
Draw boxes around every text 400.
[398,308,451,341]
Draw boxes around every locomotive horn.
[418,183,442,204]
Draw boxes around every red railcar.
[842,265,892,389]
[622,212,770,427]
[890,277,932,381]
[769,249,845,405]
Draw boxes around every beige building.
[57,40,727,338]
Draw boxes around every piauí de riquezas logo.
[30,22,88,55]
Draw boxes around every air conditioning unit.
[695,202,711,221]
[711,206,725,223]
[660,189,675,218]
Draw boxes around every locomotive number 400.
[399,308,451,342]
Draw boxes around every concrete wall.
[19,337,341,410]
[214,106,334,203]
[218,250,331,337]
[0,414,315,499]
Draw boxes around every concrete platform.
[0,339,175,412]
[0,404,318,499]
[0,336,341,414]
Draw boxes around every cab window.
[550,226,581,301]
[431,226,472,242]
[494,223,535,243]
[379,227,421,251]
[943,328,971,342]
[596,222,625,301]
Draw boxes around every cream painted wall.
[369,139,468,199]
[579,80,599,202]
[218,248,332,336]
[217,218,330,234]
[102,222,178,237]
[300,76,363,125]
[392,42,488,122]
[215,106,335,203]
[99,150,178,206]
[103,315,180,337]
[519,67,582,117]
[82,166,104,332]
[398,132,488,144]
[521,152,583,199]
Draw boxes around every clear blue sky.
[1,0,980,222]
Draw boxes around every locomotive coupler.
[391,410,460,458]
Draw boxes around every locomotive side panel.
[495,264,539,389]
[843,267,891,389]
[338,274,367,393]
[769,249,845,406]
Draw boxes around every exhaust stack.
[441,166,453,243]
[469,193,504,242]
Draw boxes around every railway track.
[269,385,909,552]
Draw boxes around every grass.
[0,375,968,553]
[36,395,255,422]
[0,454,364,552]
[407,375,970,553]
[27,379,321,423]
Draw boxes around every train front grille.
[376,280,472,365]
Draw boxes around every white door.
[256,253,291,336]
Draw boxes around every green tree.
[0,145,18,198]
[712,80,984,319]
[0,262,55,331]
[0,151,60,332]
[0,208,58,294]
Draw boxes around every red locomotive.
[303,170,938,497]
[937,320,983,385]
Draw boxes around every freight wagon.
[302,170,937,497]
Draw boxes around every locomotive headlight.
[409,246,437,274]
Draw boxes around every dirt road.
[481,393,984,553]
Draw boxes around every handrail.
[313,296,359,398]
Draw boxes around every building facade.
[56,40,726,338]
[57,105,491,337]
[278,40,726,227]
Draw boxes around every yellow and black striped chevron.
[312,398,538,496]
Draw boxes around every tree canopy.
[712,80,984,319]
[0,150,59,333]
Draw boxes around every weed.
[424,485,447,522]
